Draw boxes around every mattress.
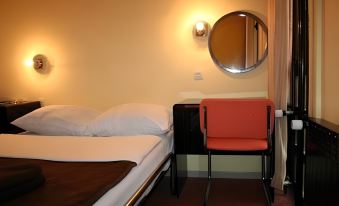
[0,132,173,206]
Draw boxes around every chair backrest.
[199,98,274,139]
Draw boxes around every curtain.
[268,0,293,191]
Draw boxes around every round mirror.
[208,11,268,73]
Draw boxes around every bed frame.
[125,153,173,206]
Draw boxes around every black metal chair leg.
[204,150,211,206]
[263,181,272,206]
[268,155,275,203]
[204,180,211,206]
[262,154,272,206]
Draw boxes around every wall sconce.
[193,21,210,38]
[33,54,47,70]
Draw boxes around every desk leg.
[171,154,187,197]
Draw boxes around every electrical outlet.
[193,72,203,80]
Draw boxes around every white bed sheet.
[94,132,173,206]
[0,134,161,165]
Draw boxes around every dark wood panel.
[172,103,203,196]
[173,104,204,155]
[304,119,339,205]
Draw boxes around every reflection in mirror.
[208,11,268,73]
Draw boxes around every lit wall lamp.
[33,54,47,70]
[193,21,210,38]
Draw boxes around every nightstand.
[0,101,41,134]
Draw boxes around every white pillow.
[88,103,172,136]
[11,105,100,136]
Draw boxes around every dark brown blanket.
[0,163,44,190]
[0,163,45,202]
[0,158,137,206]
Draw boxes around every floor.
[142,177,294,206]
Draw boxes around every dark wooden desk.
[0,101,41,134]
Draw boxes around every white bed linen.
[0,134,160,165]
[94,132,173,206]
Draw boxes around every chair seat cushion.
[207,137,268,151]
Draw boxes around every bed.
[0,103,174,206]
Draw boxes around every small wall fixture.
[193,21,210,38]
[33,54,47,70]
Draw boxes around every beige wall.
[322,0,339,124]
[0,0,268,111]
[0,0,268,175]
[310,0,339,124]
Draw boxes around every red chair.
[199,98,274,206]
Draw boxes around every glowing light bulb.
[194,21,209,37]
[196,22,205,32]
[24,59,34,67]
